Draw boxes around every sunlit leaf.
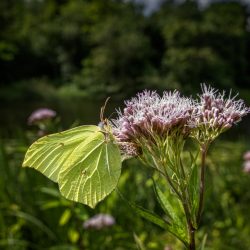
[59,209,71,226]
[68,228,80,243]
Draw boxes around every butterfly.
[22,98,121,208]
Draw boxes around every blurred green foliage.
[0,0,249,100]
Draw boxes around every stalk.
[181,196,196,250]
[196,144,208,225]
[169,143,196,250]
[179,175,196,250]
[188,225,196,250]
[177,141,196,250]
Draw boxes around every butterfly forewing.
[22,125,100,182]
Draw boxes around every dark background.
[1,0,250,102]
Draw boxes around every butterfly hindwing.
[58,131,121,208]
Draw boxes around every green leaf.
[41,200,70,210]
[23,125,122,208]
[119,191,188,247]
[132,201,188,246]
[9,211,56,240]
[133,233,146,250]
[59,209,71,226]
[168,224,188,247]
[117,190,168,228]
[129,201,168,229]
[153,182,188,245]
[68,228,80,243]
[39,187,61,198]
[199,234,207,250]
[23,125,99,182]
[154,182,180,225]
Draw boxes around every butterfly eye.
[98,121,105,129]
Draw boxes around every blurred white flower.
[83,214,115,230]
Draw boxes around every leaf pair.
[22,125,122,208]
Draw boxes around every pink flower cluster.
[193,84,249,131]
[112,85,249,155]
[112,90,194,142]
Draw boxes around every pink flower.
[243,161,250,173]
[243,151,250,161]
[28,108,57,125]
[83,214,115,230]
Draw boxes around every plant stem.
[181,200,196,250]
[188,225,196,250]
[196,144,208,225]
[158,144,198,250]
[189,222,196,250]
[180,183,196,250]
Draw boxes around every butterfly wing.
[58,131,121,208]
[22,125,99,182]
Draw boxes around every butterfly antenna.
[107,111,116,120]
[100,97,111,123]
